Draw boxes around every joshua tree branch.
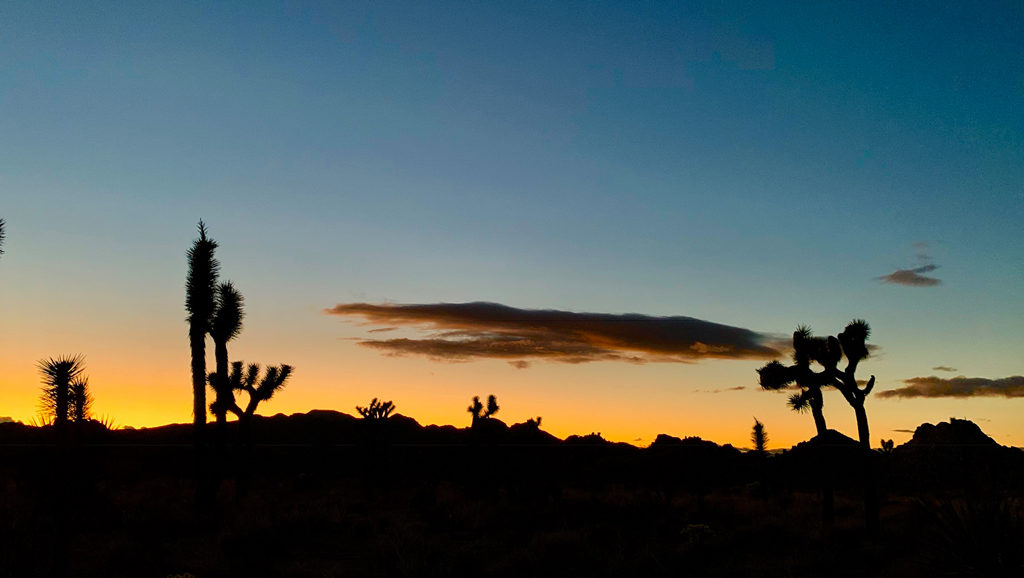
[861,375,875,396]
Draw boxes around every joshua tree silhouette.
[209,281,244,430]
[0,217,5,258]
[467,394,499,426]
[832,320,875,447]
[71,378,93,423]
[185,221,219,438]
[751,418,768,455]
[38,355,87,432]
[357,398,396,420]
[223,361,293,442]
[758,327,832,436]
[759,321,876,447]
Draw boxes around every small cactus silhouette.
[467,394,499,426]
[356,398,396,420]
[751,418,768,455]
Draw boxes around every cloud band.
[878,375,1024,398]
[325,301,779,364]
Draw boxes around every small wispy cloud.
[878,264,942,287]
[878,375,1024,399]
[702,386,746,394]
[878,242,942,287]
[932,366,958,372]
[325,302,780,365]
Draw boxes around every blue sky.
[1,1,1022,445]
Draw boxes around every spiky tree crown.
[185,221,220,328]
[838,319,871,363]
[38,354,86,387]
[787,391,810,413]
[757,360,795,390]
[71,378,93,422]
[211,281,245,342]
[228,361,262,392]
[255,365,292,401]
[0,217,5,257]
[357,398,396,420]
[792,326,812,365]
[468,396,483,418]
[751,418,768,452]
[38,354,87,423]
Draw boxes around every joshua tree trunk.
[853,401,870,448]
[809,389,827,436]
[190,326,208,440]
[214,339,229,427]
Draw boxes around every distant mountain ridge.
[0,411,1012,454]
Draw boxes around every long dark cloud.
[878,264,941,287]
[325,302,780,364]
[932,366,958,372]
[878,375,1024,399]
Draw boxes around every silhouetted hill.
[790,429,861,450]
[903,417,999,447]
[890,418,1024,491]
[766,430,875,490]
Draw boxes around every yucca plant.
[0,217,5,258]
[38,354,86,431]
[70,378,93,423]
[356,398,396,421]
[467,394,499,427]
[751,418,768,455]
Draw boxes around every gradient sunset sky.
[2,1,1022,448]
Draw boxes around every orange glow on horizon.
[3,327,1019,451]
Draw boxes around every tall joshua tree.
[209,281,244,429]
[758,321,875,448]
[185,221,219,438]
[832,320,875,448]
[38,355,86,432]
[0,217,6,258]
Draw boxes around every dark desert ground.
[3,412,1023,577]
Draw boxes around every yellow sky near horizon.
[4,324,1018,450]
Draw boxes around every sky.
[1,1,1022,448]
